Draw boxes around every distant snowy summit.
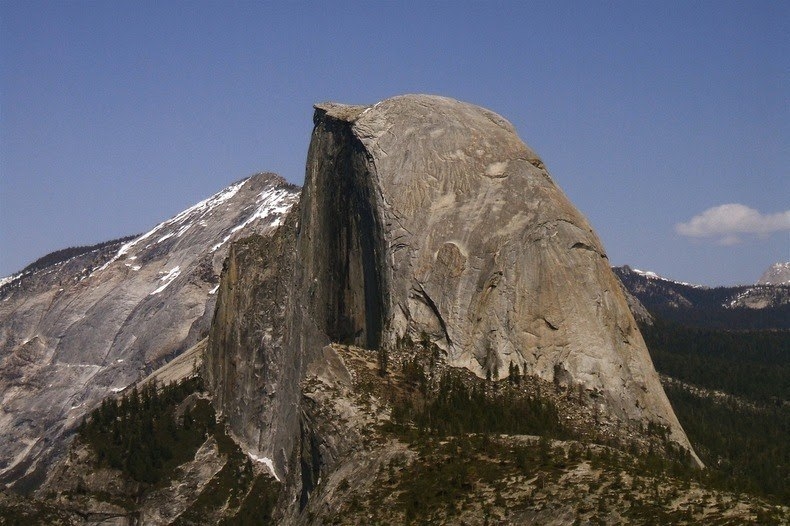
[757,262,790,285]
[620,263,790,288]
[623,266,705,289]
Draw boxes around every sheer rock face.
[0,173,298,489]
[305,95,697,459]
[204,209,311,479]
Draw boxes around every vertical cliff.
[298,107,388,351]
[203,207,307,480]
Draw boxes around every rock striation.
[205,94,701,491]
[204,210,306,481]
[0,172,298,490]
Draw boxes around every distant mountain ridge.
[1,237,133,296]
[613,265,790,330]
[0,235,140,288]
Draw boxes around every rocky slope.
[289,345,786,525]
[21,345,786,525]
[205,94,701,513]
[0,172,298,490]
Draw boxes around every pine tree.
[378,346,389,376]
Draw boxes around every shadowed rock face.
[205,94,700,485]
[311,96,698,460]
[204,114,393,480]
[301,108,388,351]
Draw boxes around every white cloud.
[675,204,790,245]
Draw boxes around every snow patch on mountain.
[210,187,297,252]
[248,453,280,482]
[724,284,790,309]
[758,262,790,285]
[632,268,660,279]
[96,179,250,274]
[726,290,752,308]
[630,268,705,289]
[151,266,181,295]
[0,272,23,289]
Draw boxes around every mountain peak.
[205,95,702,489]
[0,173,298,488]
[758,262,790,285]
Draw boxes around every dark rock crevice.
[412,283,453,348]
[571,241,606,258]
[298,416,322,511]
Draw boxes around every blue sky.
[1,1,787,285]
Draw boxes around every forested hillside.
[639,321,789,504]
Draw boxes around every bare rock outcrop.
[204,209,308,480]
[205,94,700,493]
[306,95,697,460]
